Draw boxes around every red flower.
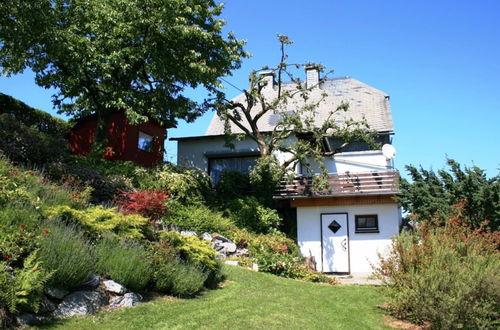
[27,171,35,176]
[19,224,26,230]
[71,193,80,199]
[43,229,49,235]
[9,171,19,176]
[3,254,12,260]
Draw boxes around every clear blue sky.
[1,0,499,177]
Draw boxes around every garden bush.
[0,114,69,167]
[165,201,234,237]
[223,196,281,233]
[95,237,152,291]
[159,231,224,288]
[134,164,212,204]
[149,242,207,297]
[38,222,95,290]
[241,231,331,283]
[376,221,500,328]
[0,93,70,137]
[117,189,169,221]
[44,205,149,239]
[214,170,252,199]
[0,205,40,265]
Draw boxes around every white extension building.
[172,68,401,275]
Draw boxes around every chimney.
[305,65,320,88]
[259,71,275,91]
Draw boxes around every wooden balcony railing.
[274,170,399,198]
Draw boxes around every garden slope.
[42,266,389,330]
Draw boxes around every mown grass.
[39,266,389,330]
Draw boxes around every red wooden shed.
[69,112,165,167]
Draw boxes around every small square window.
[138,131,153,152]
[355,215,379,233]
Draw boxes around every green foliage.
[376,223,500,328]
[0,93,70,137]
[224,196,281,233]
[37,222,94,290]
[159,231,223,288]
[165,201,234,237]
[44,205,148,239]
[243,231,330,283]
[0,205,40,265]
[149,243,207,297]
[0,0,246,143]
[398,159,500,230]
[46,161,134,204]
[249,156,285,205]
[0,252,53,313]
[214,170,252,200]
[0,114,69,168]
[134,164,212,204]
[95,237,152,291]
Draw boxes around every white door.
[321,213,349,273]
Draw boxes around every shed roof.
[205,77,393,136]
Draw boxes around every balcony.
[274,170,399,198]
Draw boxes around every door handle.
[341,238,347,251]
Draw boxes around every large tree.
[0,0,246,144]
[211,36,376,192]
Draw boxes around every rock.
[219,242,237,254]
[45,287,69,300]
[224,260,239,266]
[102,280,127,295]
[201,232,212,241]
[252,263,259,272]
[52,290,108,318]
[83,274,100,288]
[234,248,249,257]
[39,295,57,314]
[212,233,231,243]
[180,230,197,236]
[16,313,49,326]
[109,293,142,308]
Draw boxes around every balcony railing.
[274,170,399,198]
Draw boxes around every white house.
[172,68,401,275]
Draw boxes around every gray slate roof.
[205,77,393,136]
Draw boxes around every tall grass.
[95,237,152,291]
[38,221,95,290]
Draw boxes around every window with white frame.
[138,131,153,152]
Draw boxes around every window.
[208,156,258,184]
[138,131,153,152]
[355,215,379,233]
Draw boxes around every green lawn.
[39,266,390,330]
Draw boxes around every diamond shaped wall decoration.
[328,220,341,234]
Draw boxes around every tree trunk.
[92,110,110,153]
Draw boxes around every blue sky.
[1,0,499,177]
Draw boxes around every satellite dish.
[382,144,397,160]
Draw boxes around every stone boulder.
[52,290,108,318]
[109,293,143,308]
[45,287,68,300]
[102,280,127,295]
[16,313,50,326]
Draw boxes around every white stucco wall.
[304,150,392,174]
[177,135,392,175]
[296,203,401,274]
